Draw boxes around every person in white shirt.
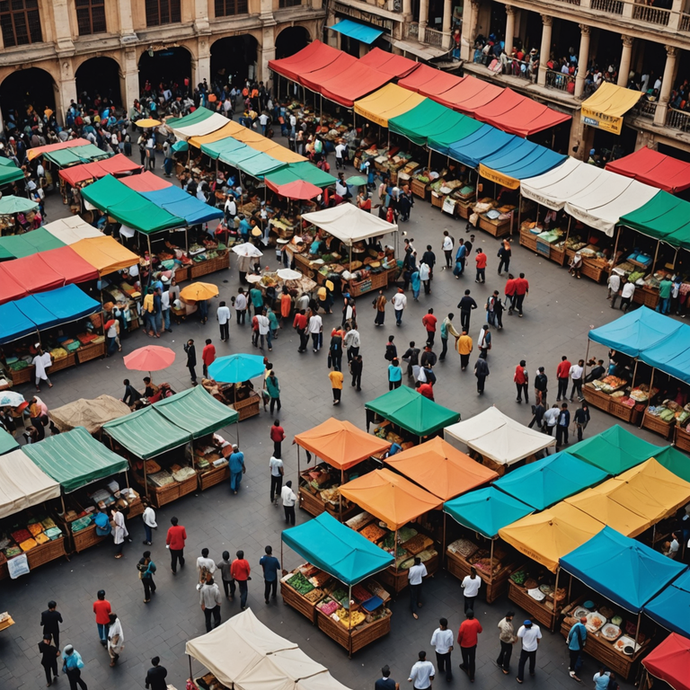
[141,498,157,545]
[607,272,621,307]
[408,556,428,620]
[442,232,454,269]
[196,548,217,587]
[344,325,360,361]
[269,455,284,504]
[392,288,408,326]
[430,617,454,681]
[516,620,542,683]
[408,650,435,690]
[543,404,560,437]
[619,279,635,312]
[32,347,53,392]
[258,112,269,135]
[161,288,171,333]
[462,567,482,612]
[569,359,585,402]
[308,312,323,352]
[281,480,296,525]
[224,196,237,223]
[256,311,271,351]
[217,301,231,342]
[335,141,347,169]
[235,289,247,325]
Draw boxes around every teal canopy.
[282,512,393,585]
[0,159,24,186]
[493,452,608,510]
[444,487,533,539]
[265,161,337,188]
[208,354,265,384]
[644,570,690,637]
[329,19,383,45]
[639,323,690,385]
[0,227,66,259]
[44,144,111,167]
[652,445,690,483]
[427,116,486,156]
[0,428,19,455]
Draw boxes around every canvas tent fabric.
[493,452,608,511]
[58,154,142,186]
[398,64,464,96]
[498,502,604,573]
[354,84,426,128]
[293,418,390,471]
[339,468,442,531]
[44,144,111,167]
[639,323,690,385]
[0,428,19,455]
[619,191,690,250]
[358,48,420,78]
[120,170,170,192]
[268,41,342,83]
[329,19,383,45]
[71,236,139,277]
[652,445,690,483]
[317,61,392,108]
[606,146,690,194]
[580,82,643,134]
[434,76,503,115]
[444,487,533,539]
[448,124,514,169]
[171,109,229,140]
[50,395,131,434]
[643,575,690,640]
[384,436,498,501]
[302,203,397,245]
[282,512,393,585]
[37,246,100,285]
[641,631,690,690]
[264,161,337,189]
[443,406,555,466]
[31,283,101,323]
[23,426,129,493]
[2,254,65,294]
[0,227,66,259]
[560,527,686,612]
[300,52,359,93]
[0,159,26,185]
[43,216,103,245]
[28,138,91,161]
[142,186,224,224]
[0,448,61,519]
[0,301,34,343]
[365,385,459,437]
[0,266,27,303]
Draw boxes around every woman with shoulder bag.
[137,550,157,603]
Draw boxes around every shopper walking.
[569,359,585,402]
[514,273,529,316]
[230,550,251,610]
[567,616,588,681]
[350,354,363,391]
[474,357,489,395]
[534,367,548,406]
[269,453,283,504]
[514,360,529,403]
[141,497,156,545]
[456,331,473,371]
[392,288,407,326]
[229,444,245,495]
[329,330,343,371]
[374,290,387,326]
[388,358,403,390]
[93,590,111,647]
[516,620,542,683]
[166,516,187,574]
[475,247,487,283]
[281,480,296,525]
[461,567,482,612]
[497,239,511,275]
[202,339,216,378]
[137,551,157,603]
[62,645,87,690]
[442,231,454,269]
[376,665,399,690]
[200,578,222,631]
[329,368,344,405]
[574,402,590,441]
[39,636,60,687]
[556,403,570,448]
[430,617,454,681]
[496,611,517,675]
[439,314,460,362]
[260,545,281,604]
[457,609,483,682]
[217,301,231,342]
[556,356,572,401]
[422,308,437,347]
[344,324,360,362]
[477,324,491,359]
[235,288,248,323]
[217,551,235,600]
[266,371,281,414]
[144,657,168,690]
[40,601,63,649]
[184,339,197,384]
[408,651,435,690]
[408,556,427,620]
[110,505,128,559]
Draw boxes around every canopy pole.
[394,528,399,574]
[584,338,591,381]
[490,538,495,589]
[427,149,431,170]
[612,226,621,266]
[442,513,447,566]
[673,247,679,270]
[320,94,323,121]
[517,195,522,229]
[631,359,639,388]
[652,238,661,272]
[552,568,561,631]
[188,655,193,684]
[147,234,152,260]
[348,583,353,658]
[61,494,66,515]
[235,416,240,445]
[642,369,655,428]
[143,451,150,499]
[339,468,344,522]
[297,445,300,480]
[634,611,642,647]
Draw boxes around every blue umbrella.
[208,354,265,383]
[0,391,25,407]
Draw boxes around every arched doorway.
[0,67,57,129]
[275,26,310,59]
[211,35,258,88]
[138,47,192,98]
[76,57,122,108]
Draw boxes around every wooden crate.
[150,481,181,508]
[231,392,260,421]
[198,464,230,491]
[71,524,108,553]
[583,386,612,414]
[281,581,317,623]
[191,252,230,279]
[299,485,327,517]
[174,266,190,283]
[431,192,445,208]
[48,353,77,374]
[455,198,473,219]
[27,537,67,569]
[316,607,391,655]
[446,549,515,604]
[642,410,674,440]
[9,366,34,385]
[349,270,390,297]
[519,228,538,252]
[77,341,105,364]
[478,215,511,238]
[508,579,558,631]
[551,246,567,266]
[177,473,198,499]
[410,178,429,200]
[608,399,636,423]
[674,425,690,453]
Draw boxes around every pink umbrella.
[124,345,176,377]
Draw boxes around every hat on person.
[64,645,74,654]
[524,620,533,627]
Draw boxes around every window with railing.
[278,0,302,6]
[215,0,248,15]
[632,99,657,119]
[545,69,574,92]
[424,27,443,47]
[145,0,181,26]
[679,11,690,31]
[591,0,623,14]
[632,2,670,26]
[76,0,106,35]
[0,0,42,47]
[668,108,690,132]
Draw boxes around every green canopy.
[365,386,459,437]
[44,144,111,167]
[23,426,129,493]
[619,190,690,250]
[0,195,38,215]
[0,160,25,186]
[427,114,486,156]
[0,428,19,455]
[201,137,246,161]
[0,228,66,259]
[236,151,287,180]
[153,386,238,438]
[169,107,215,129]
[651,445,690,483]
[102,407,191,460]
[265,161,337,189]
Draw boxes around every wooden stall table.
[674,424,690,453]
[607,397,640,424]
[565,249,608,283]
[77,341,105,364]
[519,226,539,252]
[583,384,613,414]
[174,265,190,283]
[507,570,567,630]
[410,178,429,200]
[280,571,323,623]
[198,463,230,491]
[48,353,77,373]
[478,214,511,238]
[190,250,230,279]
[0,612,15,632]
[68,521,108,554]
[632,285,660,309]
[9,365,34,386]
[145,471,197,508]
[316,605,391,655]
[641,409,675,440]
[231,390,260,421]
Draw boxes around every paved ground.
[0,141,673,690]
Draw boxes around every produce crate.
[519,228,538,252]
[410,178,429,200]
[299,485,327,517]
[430,192,445,208]
[478,215,511,238]
[583,385,612,414]
[27,537,67,569]
[191,251,230,279]
[608,398,636,423]
[150,481,181,508]
[508,578,559,631]
[316,607,391,655]
[198,464,230,491]
[71,524,107,553]
[77,341,105,364]
[281,580,317,623]
[446,549,514,604]
[674,425,690,453]
[455,198,473,219]
[9,366,34,385]
[642,409,674,440]
[177,473,198,499]
[174,266,190,283]
[231,391,261,421]
[49,353,77,374]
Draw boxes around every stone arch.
[210,34,259,87]
[138,44,193,96]
[75,56,123,106]
[275,25,312,59]
[0,66,58,128]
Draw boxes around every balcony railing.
[633,99,657,120]
[667,108,690,132]
[404,23,419,39]
[591,0,623,14]
[424,27,444,47]
[632,2,670,26]
[545,69,573,92]
[680,12,690,31]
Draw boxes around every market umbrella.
[232,242,263,258]
[269,179,322,200]
[208,354,265,384]
[277,268,301,280]
[0,195,39,214]
[136,118,161,128]
[345,175,368,187]
[180,282,219,301]
[0,391,25,407]
[124,345,176,377]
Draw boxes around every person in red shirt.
[514,359,529,403]
[293,309,308,353]
[93,590,112,646]
[270,419,285,458]
[230,550,251,610]
[457,609,483,682]
[475,248,487,283]
[202,339,216,379]
[422,308,437,347]
[415,381,435,401]
[556,355,572,402]
[505,274,517,314]
[166,516,187,574]
[514,272,529,316]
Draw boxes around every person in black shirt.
[144,656,168,690]
[402,341,420,378]
[457,290,478,333]
[121,379,141,409]
[350,354,363,391]
[534,367,548,406]
[420,345,437,369]
[585,359,606,383]
[40,601,62,649]
[38,637,59,686]
[184,339,197,384]
[573,403,590,442]
[375,664,399,690]
[421,245,436,280]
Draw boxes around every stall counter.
[507,565,566,631]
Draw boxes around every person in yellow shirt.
[142,289,155,336]
[329,369,344,405]
[456,330,473,371]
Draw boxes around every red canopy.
[39,246,99,284]
[268,41,342,82]
[58,154,142,186]
[266,179,322,200]
[398,64,463,95]
[120,170,171,192]
[606,147,690,194]
[0,264,28,304]
[434,75,503,114]
[300,52,358,92]
[2,254,64,294]
[642,633,690,690]
[320,62,392,107]
[359,48,420,79]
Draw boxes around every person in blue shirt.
[567,616,587,680]
[411,268,421,301]
[62,645,87,690]
[388,358,403,391]
[259,545,281,604]
[228,445,245,495]
[309,237,324,255]
[454,241,467,277]
[238,215,252,240]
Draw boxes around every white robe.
[112,511,129,545]
[107,618,125,655]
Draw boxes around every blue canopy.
[143,186,223,225]
[643,570,690,636]
[560,527,686,613]
[282,512,393,585]
[480,139,567,181]
[639,323,690,385]
[447,124,514,169]
[329,19,383,45]
[588,307,683,358]
[208,354,265,383]
[32,284,101,322]
[493,452,608,511]
[444,486,533,539]
[15,295,61,331]
[0,301,38,344]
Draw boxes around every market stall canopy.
[169,107,230,140]
[498,502,604,573]
[58,154,142,186]
[43,144,111,167]
[265,179,322,200]
[0,296,35,340]
[358,47,420,78]
[208,353,265,383]
[300,51,358,93]
[354,84,426,128]
[0,428,18,455]
[71,236,139,277]
[23,426,129,493]
[588,307,683,358]
[283,512,394,585]
[652,445,690,483]
[142,185,224,224]
[293,418,390,471]
[433,76,503,115]
[0,448,61,519]
[31,283,101,323]
[365,385,459,437]
[135,118,161,128]
[0,195,38,215]
[448,124,514,169]
[50,395,131,434]
[102,406,191,459]
[43,216,103,245]
[264,161,337,189]
[443,406,555,467]
[643,574,690,640]
[1,253,65,294]
[606,146,690,194]
[444,487,534,539]
[120,170,170,192]
[385,436,497,501]
[27,137,91,161]
[153,386,238,438]
[268,40,342,83]
[329,19,383,45]
[398,64,464,96]
[493,452,608,511]
[560,527,686,613]
[580,82,643,135]
[641,631,690,690]
[37,245,100,284]
[340,468,442,531]
[639,322,690,384]
[619,191,690,250]
[0,158,28,185]
[302,203,397,246]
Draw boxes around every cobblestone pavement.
[0,145,669,690]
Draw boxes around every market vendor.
[309,235,325,255]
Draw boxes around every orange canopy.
[28,138,90,161]
[385,436,497,501]
[339,468,442,530]
[294,418,390,471]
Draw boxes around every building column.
[574,25,590,98]
[504,5,515,56]
[460,0,479,61]
[537,15,552,87]
[117,0,137,42]
[403,0,412,21]
[258,24,277,88]
[441,0,453,49]
[194,0,211,33]
[122,48,139,108]
[197,37,211,86]
[58,59,77,123]
[618,35,633,87]
[52,0,74,52]
[654,45,679,125]
[419,0,429,42]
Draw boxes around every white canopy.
[171,112,229,140]
[186,609,351,690]
[43,216,103,245]
[302,203,397,246]
[443,406,555,466]
[0,449,61,519]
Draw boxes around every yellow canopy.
[478,165,520,190]
[498,502,603,573]
[580,82,642,135]
[71,236,139,277]
[354,84,426,128]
